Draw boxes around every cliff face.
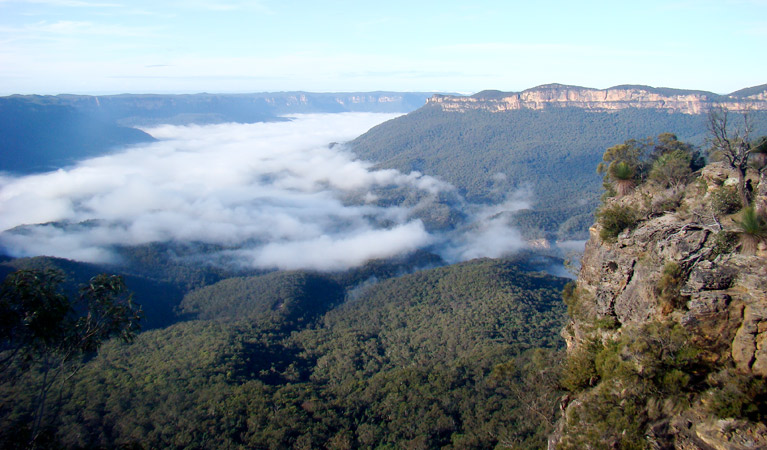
[428,84,767,114]
[552,163,767,449]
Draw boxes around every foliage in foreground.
[0,270,142,448]
[558,322,708,450]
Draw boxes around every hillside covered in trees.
[3,86,767,449]
[351,103,767,240]
[0,257,568,449]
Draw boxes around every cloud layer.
[0,113,526,271]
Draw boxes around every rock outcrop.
[428,84,767,114]
[551,162,767,449]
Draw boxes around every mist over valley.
[3,0,767,446]
[0,112,533,272]
[3,83,767,450]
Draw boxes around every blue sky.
[1,0,765,95]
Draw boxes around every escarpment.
[429,84,767,114]
[551,160,767,450]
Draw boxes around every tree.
[651,132,705,172]
[649,150,693,189]
[599,134,704,198]
[597,139,650,197]
[750,136,767,171]
[0,269,143,446]
[707,106,755,207]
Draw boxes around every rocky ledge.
[551,162,767,449]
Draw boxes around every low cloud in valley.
[0,113,528,271]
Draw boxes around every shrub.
[562,282,582,319]
[593,317,619,330]
[623,322,702,397]
[650,190,684,216]
[656,262,686,314]
[649,150,692,188]
[709,186,741,215]
[710,231,738,257]
[561,340,601,392]
[597,204,639,242]
[705,370,767,421]
[734,206,767,254]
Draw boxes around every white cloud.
[0,20,161,38]
[3,0,123,7]
[0,113,529,270]
[180,0,271,12]
[439,195,531,262]
[237,222,432,271]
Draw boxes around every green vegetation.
[6,100,767,449]
[556,128,767,450]
[598,139,647,198]
[0,258,570,449]
[709,185,742,215]
[1,256,184,331]
[352,107,753,240]
[608,161,637,196]
[179,271,344,325]
[656,262,686,314]
[559,322,705,450]
[597,203,639,242]
[649,150,693,188]
[710,230,739,257]
[705,370,767,421]
[560,316,767,449]
[560,339,601,392]
[592,133,710,243]
[597,133,703,201]
[0,270,142,447]
[734,206,767,253]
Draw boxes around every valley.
[1,83,767,449]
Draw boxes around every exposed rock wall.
[429,84,767,114]
[552,162,767,449]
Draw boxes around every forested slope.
[351,105,767,240]
[0,258,568,449]
[0,256,182,330]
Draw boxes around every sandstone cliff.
[428,84,767,114]
[551,162,767,449]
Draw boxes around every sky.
[1,0,766,95]
[0,113,529,271]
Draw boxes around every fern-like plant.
[608,161,636,196]
[734,207,767,254]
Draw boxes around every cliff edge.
[551,159,767,449]
[428,84,767,114]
